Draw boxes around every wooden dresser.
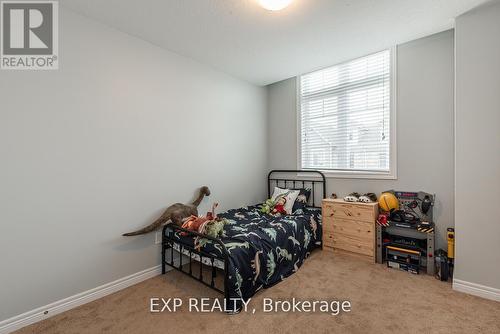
[322,199,378,261]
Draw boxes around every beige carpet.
[14,251,500,334]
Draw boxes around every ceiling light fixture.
[258,0,293,11]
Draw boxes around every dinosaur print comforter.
[170,205,322,307]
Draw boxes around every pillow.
[271,187,299,214]
[292,188,312,213]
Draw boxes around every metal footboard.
[161,224,231,305]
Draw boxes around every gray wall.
[455,1,500,289]
[267,31,455,248]
[0,9,267,320]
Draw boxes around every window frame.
[296,47,398,180]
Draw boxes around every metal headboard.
[267,170,326,208]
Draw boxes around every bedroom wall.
[454,1,500,292]
[0,8,267,321]
[267,30,455,249]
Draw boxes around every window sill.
[300,170,397,180]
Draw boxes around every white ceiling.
[62,0,488,86]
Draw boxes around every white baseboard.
[0,265,166,334]
[453,279,500,302]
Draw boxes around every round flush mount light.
[258,0,293,11]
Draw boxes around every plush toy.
[181,215,208,234]
[260,198,277,214]
[260,195,288,216]
[181,203,219,235]
[193,218,227,251]
[271,196,287,215]
[201,219,227,238]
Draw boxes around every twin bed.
[161,170,326,312]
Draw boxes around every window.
[298,49,396,179]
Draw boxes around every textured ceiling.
[62,0,488,86]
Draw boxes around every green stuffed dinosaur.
[260,198,277,214]
[203,219,227,238]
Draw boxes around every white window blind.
[299,50,393,175]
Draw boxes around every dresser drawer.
[329,218,374,238]
[330,202,375,222]
[323,222,373,244]
[323,231,374,257]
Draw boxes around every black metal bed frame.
[161,170,326,309]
